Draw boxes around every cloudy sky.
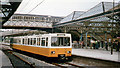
[16,0,120,17]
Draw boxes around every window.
[22,39,24,44]
[51,37,70,47]
[39,38,41,46]
[46,37,48,46]
[18,39,21,44]
[24,39,27,44]
[37,38,41,46]
[28,38,30,45]
[30,38,32,45]
[13,38,17,43]
[37,38,38,45]
[41,38,45,46]
[41,17,44,22]
[33,38,36,45]
[32,38,35,45]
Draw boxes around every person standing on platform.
[115,41,118,51]
[105,41,108,50]
[109,39,113,55]
[101,41,104,48]
[98,40,100,49]
[95,41,98,49]
[113,40,116,49]
[109,39,111,49]
[93,40,96,49]
[111,43,113,55]
[116,41,120,52]
[80,41,84,48]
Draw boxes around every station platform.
[72,48,120,63]
[0,50,13,68]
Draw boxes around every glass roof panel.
[76,2,118,20]
[57,11,84,24]
[0,13,5,17]
[76,2,103,20]
[104,2,118,12]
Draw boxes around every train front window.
[51,37,70,47]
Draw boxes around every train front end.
[48,33,72,60]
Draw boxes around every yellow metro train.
[10,33,72,59]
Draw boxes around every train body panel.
[12,44,72,57]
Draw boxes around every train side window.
[28,38,30,45]
[32,38,34,45]
[41,38,45,46]
[33,38,36,45]
[18,38,21,44]
[26,38,28,44]
[24,39,26,44]
[17,39,20,44]
[37,38,39,45]
[37,38,41,46]
[23,39,24,44]
[30,38,32,45]
[25,38,28,44]
[39,38,41,46]
[46,37,48,47]
[24,39,25,44]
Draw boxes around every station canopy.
[56,2,119,26]
[0,0,22,25]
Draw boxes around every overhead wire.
[19,0,31,12]
[28,0,45,14]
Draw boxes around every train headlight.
[51,51,55,54]
[67,51,71,53]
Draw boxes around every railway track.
[4,50,85,68]
[65,62,85,68]
[12,52,36,68]
[52,62,85,68]
[3,50,36,68]
[12,50,85,68]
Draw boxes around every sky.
[16,0,120,17]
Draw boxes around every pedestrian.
[115,41,118,51]
[98,40,100,49]
[101,41,104,48]
[105,41,108,50]
[109,38,111,47]
[80,41,84,48]
[118,41,120,51]
[95,41,98,49]
[113,41,116,49]
[82,41,85,48]
[110,42,113,55]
